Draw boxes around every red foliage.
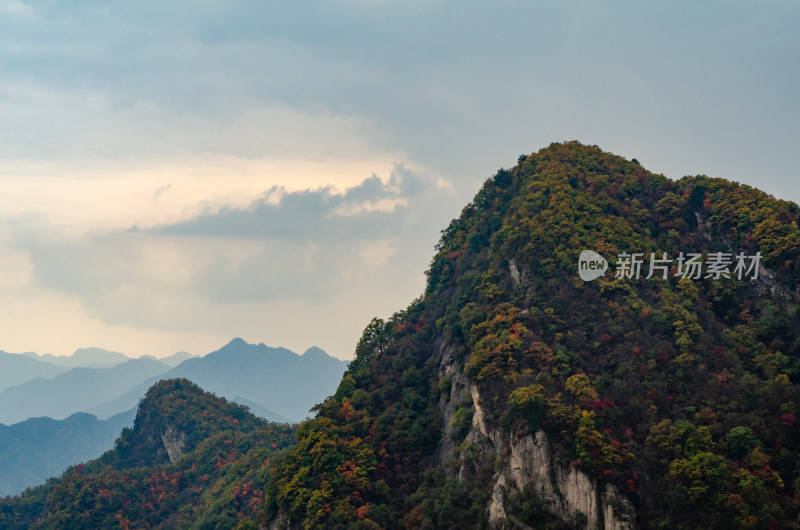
[591,398,617,410]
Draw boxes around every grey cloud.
[1,0,798,358]
[154,165,456,304]
[8,165,459,324]
[1,0,798,204]
[154,184,172,198]
[155,164,429,241]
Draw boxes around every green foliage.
[506,484,570,529]
[725,426,760,459]
[667,452,729,514]
[264,303,443,529]
[450,407,473,441]
[508,384,546,430]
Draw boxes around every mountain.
[139,351,197,366]
[161,339,349,421]
[21,347,133,369]
[157,350,197,367]
[88,339,349,423]
[2,143,798,528]
[0,358,171,425]
[0,351,68,393]
[262,143,800,528]
[0,379,295,529]
[0,409,136,497]
[231,396,291,424]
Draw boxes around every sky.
[0,1,798,360]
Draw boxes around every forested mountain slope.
[0,379,294,529]
[264,142,800,529]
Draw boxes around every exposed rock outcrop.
[160,424,187,463]
[440,344,636,529]
[262,510,299,530]
[487,429,634,529]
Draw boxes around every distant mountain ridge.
[0,358,171,425]
[88,338,349,423]
[0,351,68,394]
[19,347,198,370]
[21,347,133,369]
[0,409,135,497]
[140,350,196,367]
[163,338,349,421]
[231,396,290,424]
[0,339,346,496]
[0,340,345,425]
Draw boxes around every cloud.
[0,0,797,359]
[157,164,426,241]
[6,165,458,331]
[1,0,797,203]
[154,184,172,198]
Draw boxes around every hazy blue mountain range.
[20,347,133,369]
[0,351,68,393]
[0,339,346,495]
[0,408,136,497]
[231,396,290,424]
[140,351,196,367]
[88,339,349,423]
[158,339,349,421]
[21,348,198,369]
[0,358,171,425]
[0,340,345,425]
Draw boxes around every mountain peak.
[71,347,129,362]
[301,346,328,358]
[264,143,800,529]
[106,378,265,469]
[0,378,295,528]
[223,337,248,349]
[158,350,196,367]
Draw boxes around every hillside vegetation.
[0,379,294,529]
[264,142,800,529]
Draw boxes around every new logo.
[578,250,608,281]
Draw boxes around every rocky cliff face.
[160,424,187,463]
[439,340,635,529]
[486,432,635,530]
